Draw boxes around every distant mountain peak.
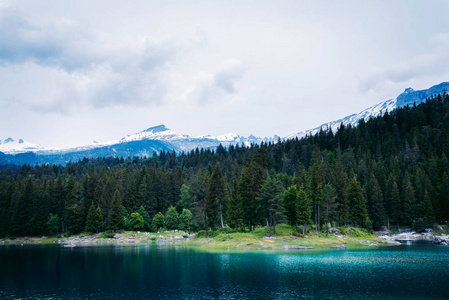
[4,137,14,143]
[143,124,170,133]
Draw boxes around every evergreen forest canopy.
[1,93,449,238]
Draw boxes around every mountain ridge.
[1,81,448,165]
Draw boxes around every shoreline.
[0,229,405,252]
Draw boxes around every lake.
[0,244,448,299]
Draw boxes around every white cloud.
[188,59,245,105]
[0,5,196,113]
[360,33,449,94]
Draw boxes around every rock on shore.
[278,245,313,250]
[432,235,449,245]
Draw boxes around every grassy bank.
[0,224,401,251]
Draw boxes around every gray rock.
[433,236,449,245]
[325,228,342,236]
[113,234,121,239]
[331,245,347,249]
[278,245,313,250]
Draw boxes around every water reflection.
[0,244,448,299]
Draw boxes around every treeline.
[1,93,449,237]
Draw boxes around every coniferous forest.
[1,93,449,237]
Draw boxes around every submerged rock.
[278,245,313,250]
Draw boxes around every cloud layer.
[0,6,193,113]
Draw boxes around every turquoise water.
[0,244,448,299]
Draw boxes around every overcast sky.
[1,0,449,148]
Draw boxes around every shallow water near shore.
[1,244,448,299]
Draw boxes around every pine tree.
[283,186,298,227]
[368,175,386,229]
[176,184,192,214]
[422,190,435,223]
[179,209,193,232]
[165,206,179,231]
[151,212,165,230]
[296,184,312,234]
[256,175,285,236]
[108,190,124,232]
[387,176,401,230]
[348,176,369,227]
[85,204,103,233]
[323,183,338,230]
[402,172,416,225]
[130,212,144,230]
[227,179,244,232]
[240,162,265,231]
[206,165,227,229]
[137,206,151,231]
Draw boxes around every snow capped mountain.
[285,82,449,140]
[0,125,276,165]
[1,81,448,165]
[0,137,45,154]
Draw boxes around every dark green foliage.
[176,184,192,214]
[130,212,144,230]
[323,183,338,230]
[179,208,193,232]
[206,165,227,229]
[227,179,244,232]
[151,212,165,230]
[165,206,179,231]
[137,206,151,231]
[256,175,285,236]
[348,176,369,227]
[46,213,60,235]
[283,186,298,226]
[296,184,312,234]
[1,93,449,236]
[108,190,124,232]
[85,204,103,233]
[367,175,385,229]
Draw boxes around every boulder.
[113,234,121,239]
[325,228,342,236]
[433,236,449,245]
[278,245,313,250]
[331,245,347,249]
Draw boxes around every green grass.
[0,224,400,251]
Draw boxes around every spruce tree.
[368,175,386,229]
[85,204,103,233]
[206,165,227,229]
[137,206,151,231]
[283,186,298,227]
[179,209,193,232]
[296,184,312,234]
[348,176,369,227]
[323,183,338,230]
[256,175,285,236]
[422,190,435,223]
[108,190,124,232]
[227,179,244,232]
[165,206,179,231]
[130,212,144,230]
[151,212,165,230]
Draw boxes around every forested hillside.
[1,93,449,237]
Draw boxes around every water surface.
[1,244,448,299]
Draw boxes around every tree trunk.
[219,202,224,229]
[268,216,272,237]
[204,210,208,237]
[387,216,390,231]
